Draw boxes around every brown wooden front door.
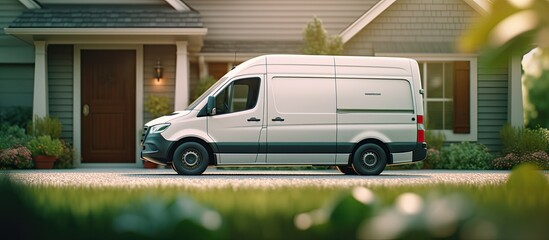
[81,50,136,163]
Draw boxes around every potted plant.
[26,135,64,169]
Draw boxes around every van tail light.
[417,115,425,143]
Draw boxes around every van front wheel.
[172,142,209,175]
[352,143,387,175]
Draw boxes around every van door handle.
[247,117,261,122]
[272,117,285,122]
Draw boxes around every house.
[0,0,524,167]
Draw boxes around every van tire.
[172,142,209,175]
[336,165,358,175]
[351,143,386,175]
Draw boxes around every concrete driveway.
[2,167,536,189]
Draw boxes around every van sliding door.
[266,75,337,164]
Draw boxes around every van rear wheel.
[172,142,209,175]
[351,143,387,175]
[336,165,358,175]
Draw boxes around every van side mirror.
[207,96,216,115]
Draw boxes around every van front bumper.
[141,132,176,166]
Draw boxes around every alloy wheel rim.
[182,150,200,167]
[362,152,377,168]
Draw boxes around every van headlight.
[149,123,171,134]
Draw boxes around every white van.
[141,55,427,175]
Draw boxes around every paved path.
[3,167,541,189]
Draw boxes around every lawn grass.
[2,164,548,239]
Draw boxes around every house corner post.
[33,41,48,118]
[175,41,189,110]
[509,53,524,128]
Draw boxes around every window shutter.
[453,61,470,133]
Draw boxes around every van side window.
[215,77,260,115]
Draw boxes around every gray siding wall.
[0,0,34,109]
[344,0,479,55]
[0,0,34,63]
[143,45,176,124]
[48,45,74,143]
[477,58,508,152]
[185,0,377,42]
[0,64,33,108]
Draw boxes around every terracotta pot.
[143,161,157,169]
[33,155,57,169]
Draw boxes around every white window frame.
[376,53,478,142]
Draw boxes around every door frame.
[73,45,144,167]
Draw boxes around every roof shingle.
[9,5,203,28]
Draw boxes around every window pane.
[426,102,443,130]
[427,63,443,98]
[232,84,249,112]
[444,101,454,130]
[215,85,231,115]
[444,62,454,98]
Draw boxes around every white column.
[175,41,189,110]
[33,41,48,118]
[508,53,524,127]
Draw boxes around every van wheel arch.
[169,137,217,166]
[349,139,392,165]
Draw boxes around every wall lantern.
[154,60,163,82]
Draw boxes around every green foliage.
[500,124,549,155]
[0,106,32,129]
[26,135,64,157]
[426,130,446,150]
[144,95,172,118]
[54,141,74,169]
[460,0,549,127]
[0,124,30,150]
[436,142,493,170]
[302,16,344,55]
[297,165,549,239]
[420,148,441,169]
[459,0,549,64]
[524,67,549,128]
[2,165,549,239]
[191,76,218,102]
[112,196,223,238]
[27,115,62,139]
[0,146,33,169]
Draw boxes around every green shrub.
[54,141,74,169]
[420,148,442,169]
[191,76,218,102]
[0,106,32,129]
[26,135,64,157]
[437,142,493,170]
[492,151,549,170]
[500,124,548,155]
[144,95,171,118]
[27,115,62,139]
[425,130,446,150]
[0,124,30,150]
[0,146,33,169]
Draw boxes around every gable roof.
[17,0,192,11]
[339,0,491,43]
[18,0,41,9]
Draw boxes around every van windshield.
[185,77,227,110]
